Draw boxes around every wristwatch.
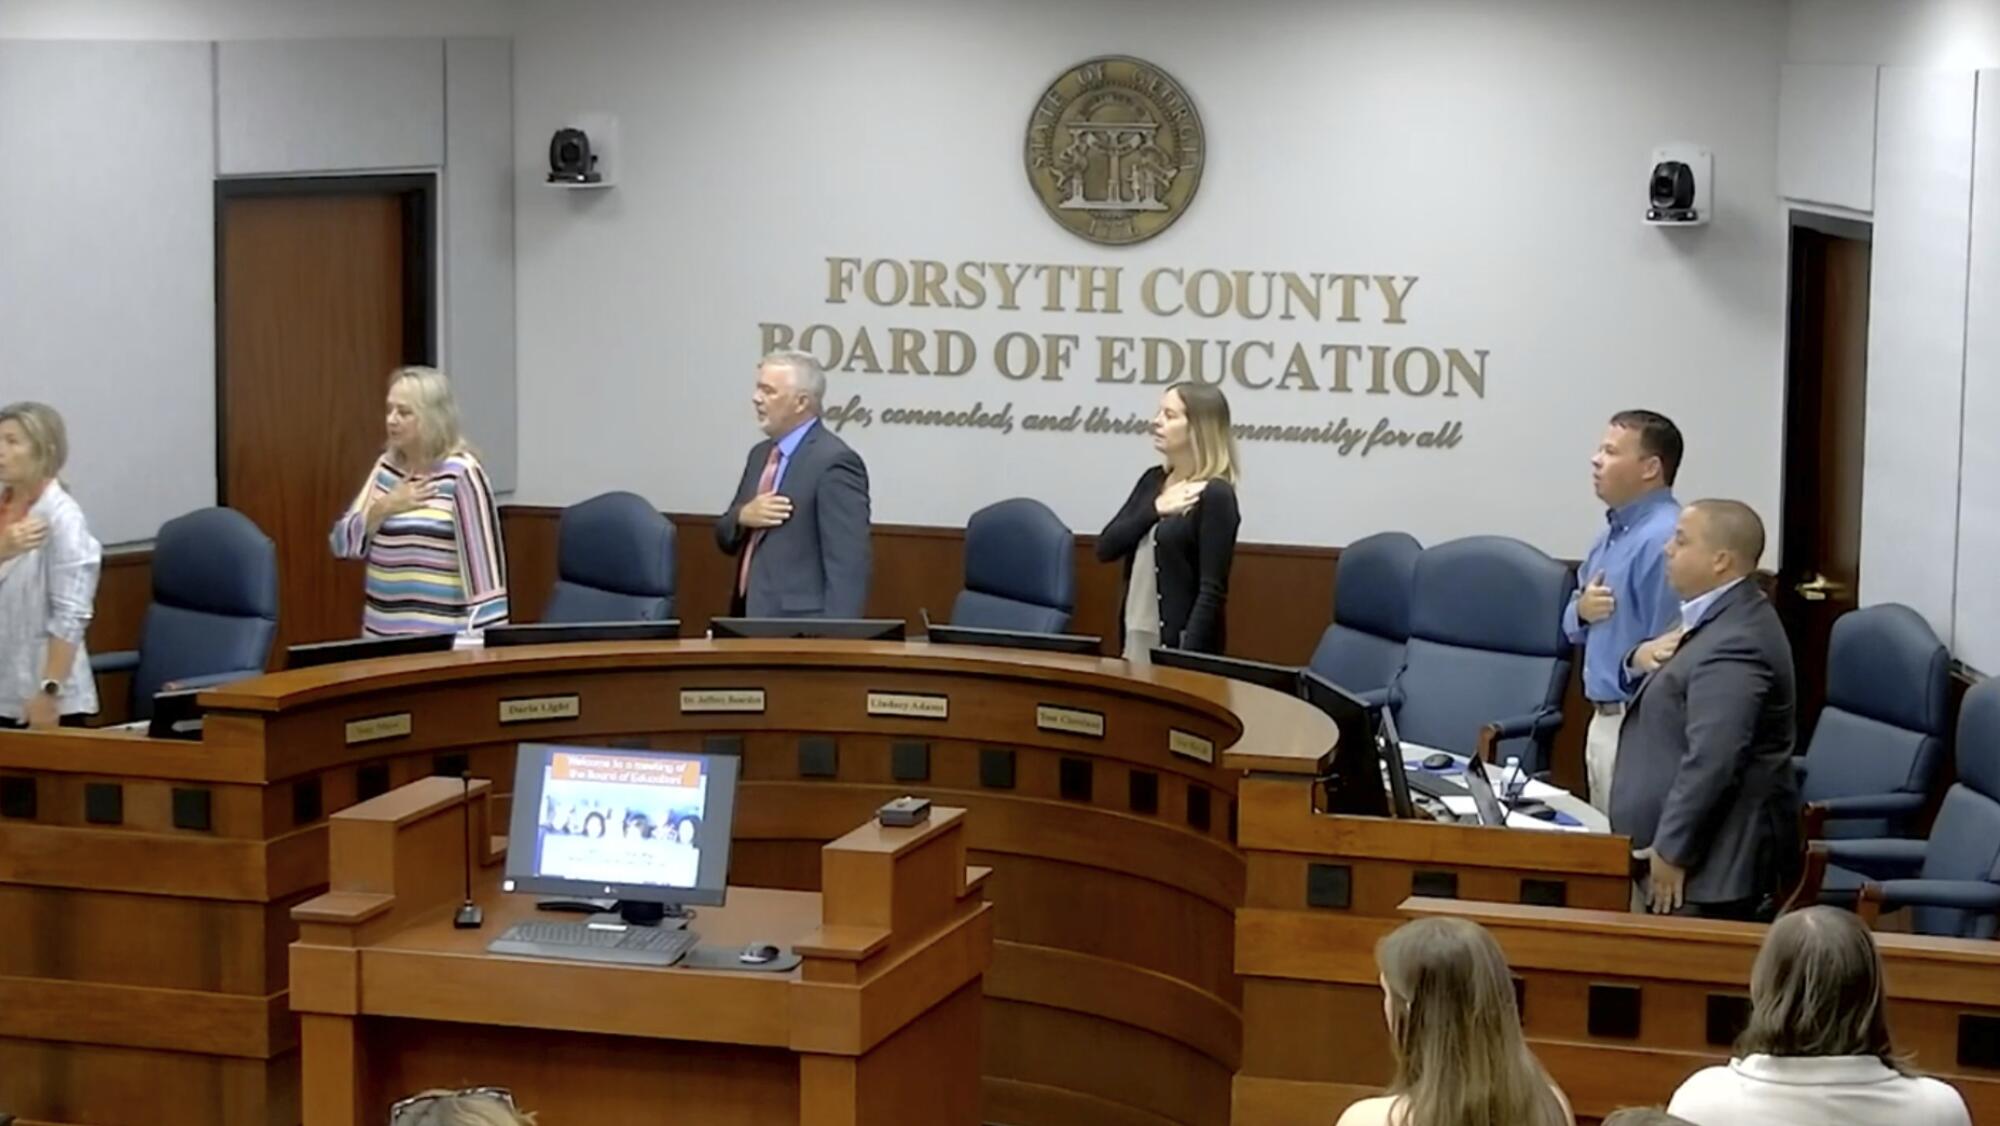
[38,679,60,697]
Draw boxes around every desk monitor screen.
[483,620,681,647]
[1461,761,1508,827]
[919,610,1102,656]
[1299,671,1390,818]
[1149,647,1301,695]
[1376,706,1417,820]
[504,743,740,918]
[147,688,205,741]
[709,617,905,641]
[286,632,455,670]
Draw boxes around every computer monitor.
[1376,708,1417,820]
[1461,762,1509,828]
[286,632,455,670]
[919,609,1102,656]
[708,617,906,641]
[1299,670,1389,817]
[147,688,205,741]
[504,743,740,925]
[483,620,681,647]
[1149,647,1300,694]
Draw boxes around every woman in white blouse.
[0,402,101,729]
[1668,905,1970,1126]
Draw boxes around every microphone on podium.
[453,772,484,930]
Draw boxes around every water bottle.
[1499,756,1528,804]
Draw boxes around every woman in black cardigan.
[1097,382,1242,657]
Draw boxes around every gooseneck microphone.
[453,772,484,930]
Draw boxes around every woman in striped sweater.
[330,367,509,637]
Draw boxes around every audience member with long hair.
[1337,916,1572,1126]
[390,1087,534,1126]
[1667,905,1970,1125]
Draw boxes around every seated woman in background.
[1339,916,1572,1126]
[0,402,100,730]
[330,367,509,637]
[1668,905,1970,1126]
[1097,382,1241,659]
[391,1087,534,1126]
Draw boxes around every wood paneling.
[220,190,411,652]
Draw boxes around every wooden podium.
[289,778,991,1126]
[1226,757,1632,1124]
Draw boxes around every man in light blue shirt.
[1564,410,1684,812]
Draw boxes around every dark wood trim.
[1788,207,1874,243]
[212,173,440,507]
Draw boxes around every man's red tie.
[737,444,783,598]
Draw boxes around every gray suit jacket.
[1609,580,1800,906]
[715,422,872,618]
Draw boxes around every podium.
[1226,757,1632,1124]
[289,777,991,1125]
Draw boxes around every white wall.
[0,42,217,545]
[1789,0,2000,67]
[1958,70,2000,675]
[0,0,514,40]
[512,0,1789,557]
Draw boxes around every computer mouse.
[739,943,781,965]
[1420,752,1455,771]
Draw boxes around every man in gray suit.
[716,350,872,618]
[1610,499,1798,919]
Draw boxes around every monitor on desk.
[483,620,681,647]
[1376,707,1417,820]
[709,617,906,641]
[1299,671,1391,818]
[147,688,205,741]
[1149,647,1300,694]
[504,743,740,924]
[919,610,1102,656]
[286,632,456,669]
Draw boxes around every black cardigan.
[1096,467,1241,654]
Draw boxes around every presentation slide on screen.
[533,751,708,888]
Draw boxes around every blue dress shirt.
[768,417,818,492]
[1563,489,1681,703]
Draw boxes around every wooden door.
[1778,219,1871,733]
[219,183,432,651]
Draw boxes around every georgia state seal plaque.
[1025,56,1205,246]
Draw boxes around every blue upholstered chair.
[1307,531,1421,707]
[1799,604,1951,842]
[949,498,1075,634]
[1807,676,2000,938]
[1386,536,1573,770]
[542,491,676,623]
[90,507,278,721]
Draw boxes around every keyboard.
[487,920,697,967]
[1405,770,1468,800]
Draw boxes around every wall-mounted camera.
[545,114,618,190]
[547,128,600,184]
[1644,144,1712,226]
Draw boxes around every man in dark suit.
[1610,499,1799,919]
[715,351,872,618]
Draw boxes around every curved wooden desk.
[0,640,1331,1126]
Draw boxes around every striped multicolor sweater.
[329,452,509,637]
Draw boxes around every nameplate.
[867,691,949,720]
[1169,729,1215,764]
[499,695,581,724]
[344,713,412,745]
[680,688,767,714]
[1036,705,1105,739]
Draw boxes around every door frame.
[1778,206,1872,580]
[212,173,439,506]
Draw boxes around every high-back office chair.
[89,507,278,721]
[949,498,1076,633]
[1800,676,2000,938]
[542,491,676,623]
[1798,604,1951,841]
[1387,536,1572,770]
[1306,531,1421,706]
